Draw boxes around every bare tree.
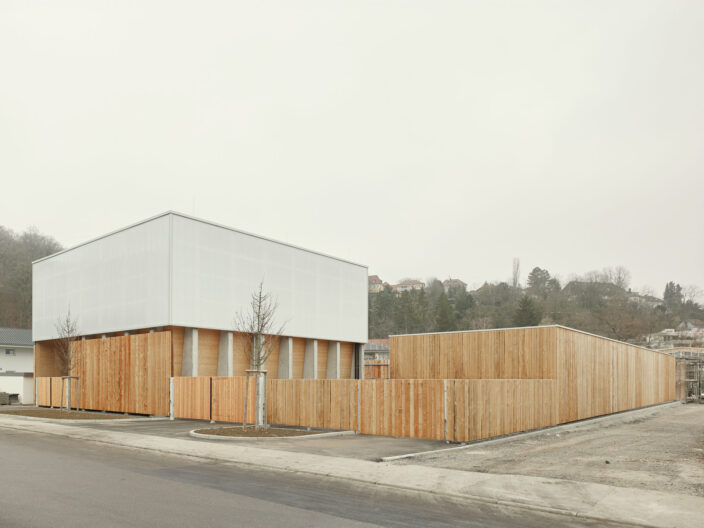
[512,258,521,289]
[604,266,631,290]
[682,285,703,304]
[54,307,80,410]
[233,281,285,429]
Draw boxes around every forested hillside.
[369,267,704,343]
[0,226,62,328]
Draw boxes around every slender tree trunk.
[242,374,249,430]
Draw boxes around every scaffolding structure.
[673,350,704,403]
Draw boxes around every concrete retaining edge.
[0,413,169,425]
[189,429,355,441]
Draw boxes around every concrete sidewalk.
[1,415,701,528]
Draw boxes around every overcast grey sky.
[2,1,702,296]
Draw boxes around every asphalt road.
[0,428,627,528]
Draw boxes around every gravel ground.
[194,426,317,437]
[0,409,129,420]
[398,403,704,497]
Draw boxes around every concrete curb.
[381,401,684,462]
[189,428,355,441]
[0,413,169,425]
[0,415,701,528]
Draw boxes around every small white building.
[0,328,34,403]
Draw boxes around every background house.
[443,278,467,293]
[368,275,384,293]
[393,279,424,294]
[0,327,34,403]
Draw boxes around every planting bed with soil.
[194,426,317,438]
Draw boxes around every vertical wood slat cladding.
[34,340,65,378]
[339,342,355,379]
[263,336,280,379]
[364,361,390,379]
[50,377,62,407]
[36,377,52,406]
[169,326,184,377]
[60,331,171,415]
[391,326,675,438]
[198,329,220,376]
[555,327,675,424]
[390,327,558,380]
[173,377,211,420]
[266,379,358,430]
[449,379,555,442]
[291,338,306,378]
[232,333,251,376]
[210,376,256,424]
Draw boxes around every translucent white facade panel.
[171,215,367,343]
[32,213,368,344]
[32,216,171,341]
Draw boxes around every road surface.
[0,428,627,527]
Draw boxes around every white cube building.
[33,212,368,380]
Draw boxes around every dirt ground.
[0,409,129,420]
[194,426,317,437]
[398,403,704,497]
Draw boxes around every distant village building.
[646,321,704,349]
[368,275,384,293]
[394,279,425,294]
[626,290,663,309]
[363,338,389,361]
[443,278,467,293]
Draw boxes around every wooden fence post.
[209,376,214,423]
[169,378,174,420]
[443,379,447,442]
[357,380,360,433]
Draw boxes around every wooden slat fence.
[364,361,389,379]
[212,377,257,424]
[173,377,212,420]
[171,377,559,442]
[36,377,51,406]
[71,332,171,415]
[36,377,79,408]
[267,379,358,431]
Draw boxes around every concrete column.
[326,341,340,379]
[357,343,365,380]
[303,339,318,379]
[277,337,293,379]
[182,328,199,377]
[217,331,233,377]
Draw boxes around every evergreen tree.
[513,295,542,327]
[663,282,683,310]
[434,291,456,332]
